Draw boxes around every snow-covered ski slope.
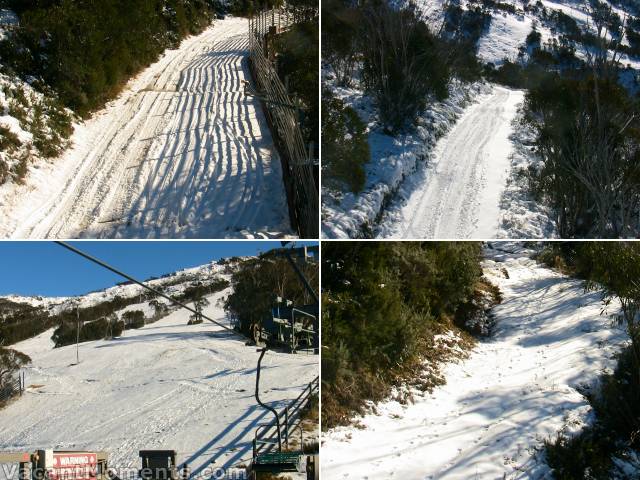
[322,245,629,479]
[0,290,317,473]
[389,86,524,239]
[0,17,292,239]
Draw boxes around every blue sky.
[0,241,318,297]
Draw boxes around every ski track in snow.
[322,246,629,479]
[392,86,524,239]
[0,290,317,475]
[0,17,292,239]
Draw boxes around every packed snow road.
[0,17,292,239]
[322,245,628,479]
[0,291,317,474]
[392,86,524,239]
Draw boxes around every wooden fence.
[253,375,319,457]
[0,371,24,404]
[248,7,318,238]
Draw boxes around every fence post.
[284,406,289,449]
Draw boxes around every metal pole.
[76,306,80,364]
[255,347,282,451]
[284,406,289,448]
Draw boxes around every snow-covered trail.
[391,87,524,239]
[322,246,628,479]
[0,291,317,473]
[0,17,292,239]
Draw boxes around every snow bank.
[496,111,558,239]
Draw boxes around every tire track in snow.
[392,86,524,239]
[2,18,291,239]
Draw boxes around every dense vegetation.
[0,0,220,117]
[523,72,640,238]
[0,275,229,348]
[273,15,319,153]
[224,249,318,338]
[322,0,484,192]
[537,243,640,477]
[321,242,486,428]
[321,93,369,193]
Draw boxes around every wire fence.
[253,375,319,457]
[0,371,24,405]
[248,7,318,238]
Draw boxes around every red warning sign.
[49,453,97,480]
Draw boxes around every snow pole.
[255,347,282,452]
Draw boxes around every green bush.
[2,0,218,117]
[274,18,319,150]
[0,126,22,152]
[322,242,482,428]
[224,250,318,337]
[522,73,640,238]
[321,93,369,193]
[52,317,122,347]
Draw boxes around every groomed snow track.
[0,17,292,239]
[392,86,524,239]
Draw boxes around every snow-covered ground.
[322,245,630,479]
[321,0,640,239]
[0,17,292,239]
[477,12,534,65]
[0,290,317,476]
[321,78,492,238]
[381,86,524,239]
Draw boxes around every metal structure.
[0,371,24,404]
[248,7,318,238]
[253,302,317,352]
[139,451,178,480]
[251,376,319,478]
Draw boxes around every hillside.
[0,251,319,476]
[321,243,637,478]
[0,289,317,474]
[322,0,640,239]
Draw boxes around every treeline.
[321,242,484,428]
[52,277,229,347]
[0,0,220,116]
[224,249,318,338]
[322,0,484,193]
[537,243,640,477]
